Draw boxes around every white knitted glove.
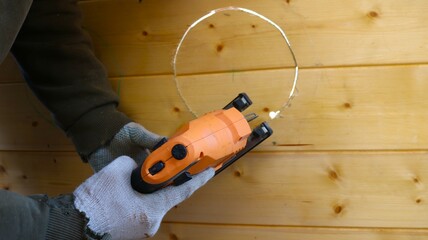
[74,156,214,240]
[88,122,165,172]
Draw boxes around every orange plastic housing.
[140,107,252,185]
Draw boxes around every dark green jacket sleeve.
[10,0,131,158]
[0,1,126,239]
[0,190,92,240]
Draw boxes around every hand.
[73,156,214,240]
[88,122,165,172]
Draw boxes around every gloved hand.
[88,122,165,172]
[74,156,214,240]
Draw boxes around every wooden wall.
[1,0,428,239]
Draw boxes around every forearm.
[11,0,131,158]
[0,190,92,240]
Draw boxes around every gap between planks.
[161,221,428,232]
[107,62,428,80]
[3,59,428,84]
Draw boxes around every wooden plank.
[0,54,24,83]
[80,0,428,76]
[2,151,428,228]
[154,223,428,240]
[165,151,428,228]
[0,152,91,195]
[115,64,428,151]
[0,84,73,151]
[1,64,427,151]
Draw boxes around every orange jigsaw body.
[140,107,252,185]
[131,93,273,193]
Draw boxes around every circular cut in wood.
[173,7,299,124]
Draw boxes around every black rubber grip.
[131,165,168,194]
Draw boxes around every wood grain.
[163,151,428,228]
[153,223,428,240]
[0,84,72,151]
[0,152,91,195]
[80,0,428,76]
[0,1,427,238]
[2,151,428,228]
[1,64,427,151]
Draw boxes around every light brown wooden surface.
[2,151,428,228]
[1,64,427,151]
[165,151,428,228]
[0,152,91,195]
[79,0,428,76]
[1,0,428,239]
[153,224,428,240]
[0,84,72,151]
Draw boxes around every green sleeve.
[0,190,93,239]
[0,190,114,239]
[10,0,131,158]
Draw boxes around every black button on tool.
[171,144,187,160]
[173,172,192,186]
[149,161,165,175]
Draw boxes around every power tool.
[131,93,273,193]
